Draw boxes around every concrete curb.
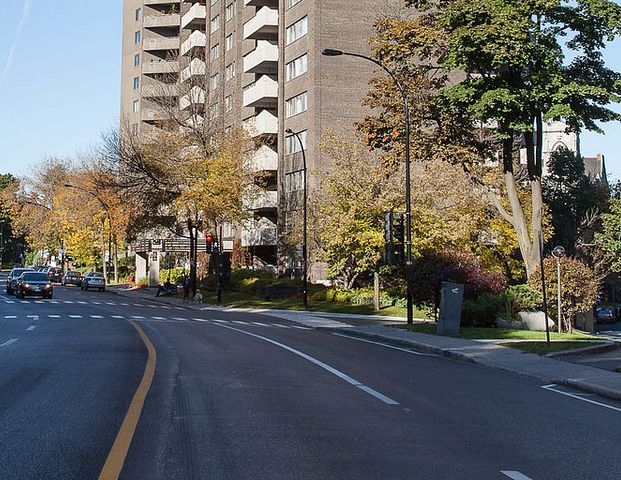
[545,341,619,358]
[559,378,621,402]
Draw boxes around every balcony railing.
[248,145,278,172]
[142,60,179,75]
[243,40,278,74]
[181,30,206,56]
[181,3,206,30]
[180,85,205,111]
[243,7,278,40]
[242,75,278,108]
[246,190,277,211]
[243,110,278,138]
[244,0,278,8]
[143,14,180,29]
[241,219,277,247]
[144,36,180,52]
[181,58,206,82]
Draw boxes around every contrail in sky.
[2,0,33,80]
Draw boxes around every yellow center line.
[99,321,157,480]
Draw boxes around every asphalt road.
[1,280,621,479]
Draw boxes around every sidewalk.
[109,285,621,402]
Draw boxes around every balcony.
[181,30,206,56]
[241,218,277,247]
[247,190,277,211]
[181,3,206,30]
[143,14,180,29]
[142,83,177,98]
[180,85,205,111]
[144,36,179,52]
[249,145,278,172]
[244,0,278,7]
[243,41,278,74]
[243,75,278,108]
[243,7,278,41]
[243,110,278,138]
[143,60,179,75]
[181,58,206,82]
[144,0,180,5]
[141,108,168,122]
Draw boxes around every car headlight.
[44,284,52,289]
[23,284,30,289]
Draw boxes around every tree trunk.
[188,221,197,298]
[373,271,380,312]
[101,218,108,284]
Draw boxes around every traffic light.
[205,234,214,254]
[384,212,405,265]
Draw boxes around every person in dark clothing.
[183,275,191,303]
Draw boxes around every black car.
[15,272,54,299]
[46,267,63,283]
[62,271,83,287]
[6,268,35,295]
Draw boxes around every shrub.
[159,267,186,285]
[135,277,149,288]
[229,269,275,292]
[506,284,542,311]
[461,293,507,327]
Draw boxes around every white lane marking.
[49,300,59,304]
[272,324,290,329]
[541,384,621,413]
[160,306,172,310]
[105,302,117,305]
[48,315,61,318]
[111,315,125,319]
[151,316,166,320]
[120,303,130,306]
[232,320,248,325]
[34,301,44,304]
[27,315,39,321]
[131,316,145,319]
[211,319,227,323]
[1,338,18,347]
[91,301,102,305]
[290,325,312,330]
[4,315,17,319]
[63,301,75,304]
[132,303,143,307]
[501,471,534,480]
[69,315,83,319]
[174,307,185,311]
[251,322,270,326]
[194,319,210,323]
[212,322,400,405]
[77,301,88,304]
[90,315,104,319]
[173,317,187,321]
[332,333,438,356]
[26,326,36,331]
[4,300,15,304]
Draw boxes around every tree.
[598,198,621,273]
[361,0,621,279]
[543,147,609,256]
[528,256,600,331]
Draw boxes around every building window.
[285,130,307,154]
[225,3,235,21]
[225,62,236,81]
[285,91,308,117]
[286,16,307,45]
[286,53,307,81]
[134,31,141,44]
[209,103,220,119]
[286,0,302,7]
[135,8,141,21]
[133,77,140,89]
[210,72,220,91]
[211,15,220,33]
[226,34,234,51]
[225,95,233,112]
[131,123,139,136]
[210,44,220,61]
[134,54,141,66]
[132,100,140,113]
[285,170,305,192]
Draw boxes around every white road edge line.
[211,322,399,406]
[332,332,438,357]
[501,471,534,480]
[26,326,36,331]
[1,338,18,347]
[541,384,621,413]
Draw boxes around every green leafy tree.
[598,198,621,273]
[362,0,621,279]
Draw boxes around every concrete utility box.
[437,282,464,337]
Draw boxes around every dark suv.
[6,268,35,295]
[46,267,63,283]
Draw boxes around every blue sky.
[0,0,619,179]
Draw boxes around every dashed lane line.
[210,322,400,406]
[48,315,61,318]
[69,315,83,319]
[4,315,17,319]
[26,326,36,331]
[111,316,125,319]
[251,322,270,327]
[1,339,18,347]
[90,315,104,319]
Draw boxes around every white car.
[81,272,106,292]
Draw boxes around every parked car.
[595,307,618,324]
[6,268,35,295]
[61,271,83,287]
[45,267,63,283]
[81,272,106,291]
[15,272,54,299]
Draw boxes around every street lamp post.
[285,128,308,310]
[322,48,414,324]
[552,245,565,333]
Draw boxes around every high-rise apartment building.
[121,0,394,274]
